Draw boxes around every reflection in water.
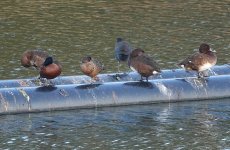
[0,99,229,149]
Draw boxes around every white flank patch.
[153,71,159,74]
[180,65,185,68]
[130,66,137,72]
[199,63,213,71]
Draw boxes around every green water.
[0,0,230,149]
[0,0,229,79]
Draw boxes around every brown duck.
[178,43,217,78]
[39,56,62,79]
[21,50,62,79]
[80,56,104,81]
[128,48,161,82]
[21,50,49,69]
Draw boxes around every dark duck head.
[39,56,62,79]
[199,43,216,54]
[129,48,145,58]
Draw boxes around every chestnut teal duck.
[80,56,104,81]
[21,50,62,80]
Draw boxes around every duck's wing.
[137,55,161,72]
[32,51,49,69]
[92,58,105,71]
[80,62,95,75]
[178,52,208,70]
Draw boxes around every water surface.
[0,0,230,149]
[0,99,230,149]
[0,0,230,79]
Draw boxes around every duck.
[128,48,161,82]
[39,56,62,79]
[114,37,132,72]
[80,56,104,81]
[178,43,217,78]
[21,50,49,69]
[21,50,62,79]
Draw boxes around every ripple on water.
[21,136,29,142]
[7,141,14,144]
